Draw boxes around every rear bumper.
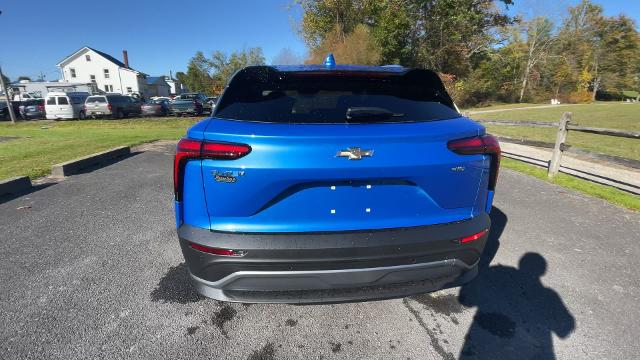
[142,109,164,116]
[24,111,45,119]
[171,107,200,114]
[178,214,490,303]
[87,110,113,116]
[46,114,74,120]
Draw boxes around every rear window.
[57,97,69,105]
[178,94,198,100]
[86,96,106,103]
[107,95,124,103]
[215,69,459,124]
[46,97,56,105]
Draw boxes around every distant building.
[57,46,147,96]
[162,75,186,95]
[146,76,171,97]
[9,80,97,100]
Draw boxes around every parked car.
[84,94,142,119]
[206,96,219,112]
[150,96,172,102]
[173,63,501,303]
[19,99,46,119]
[0,101,22,121]
[45,92,90,120]
[170,93,210,116]
[141,98,171,117]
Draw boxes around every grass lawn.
[502,157,639,211]
[465,102,640,160]
[0,118,198,180]
[468,102,640,130]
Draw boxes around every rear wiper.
[346,107,404,120]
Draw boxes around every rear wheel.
[117,109,124,119]
[79,111,86,120]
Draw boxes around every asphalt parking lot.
[1,142,639,360]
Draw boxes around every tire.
[79,111,86,120]
[117,109,124,119]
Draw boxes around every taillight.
[448,134,501,190]
[107,104,112,111]
[173,138,251,201]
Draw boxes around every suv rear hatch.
[85,96,111,115]
[190,67,494,233]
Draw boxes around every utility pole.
[0,10,16,123]
[0,65,17,124]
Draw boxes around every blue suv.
[174,62,500,303]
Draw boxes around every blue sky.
[0,0,638,81]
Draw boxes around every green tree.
[518,17,555,102]
[597,15,640,97]
[306,24,381,65]
[296,0,640,106]
[297,0,516,75]
[209,47,265,92]
[183,51,213,93]
[555,0,640,101]
[298,0,377,48]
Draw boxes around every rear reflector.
[460,229,489,244]
[188,242,244,256]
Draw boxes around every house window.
[104,69,110,79]
[126,87,132,93]
[70,68,76,78]
[90,75,96,83]
[85,54,91,61]
[104,85,113,92]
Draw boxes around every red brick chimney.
[123,50,129,68]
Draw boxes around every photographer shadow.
[458,208,575,359]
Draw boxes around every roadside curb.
[51,146,131,178]
[0,176,32,196]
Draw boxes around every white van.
[45,92,90,120]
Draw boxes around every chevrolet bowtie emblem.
[336,147,374,160]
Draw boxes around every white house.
[162,75,185,95]
[57,47,147,96]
